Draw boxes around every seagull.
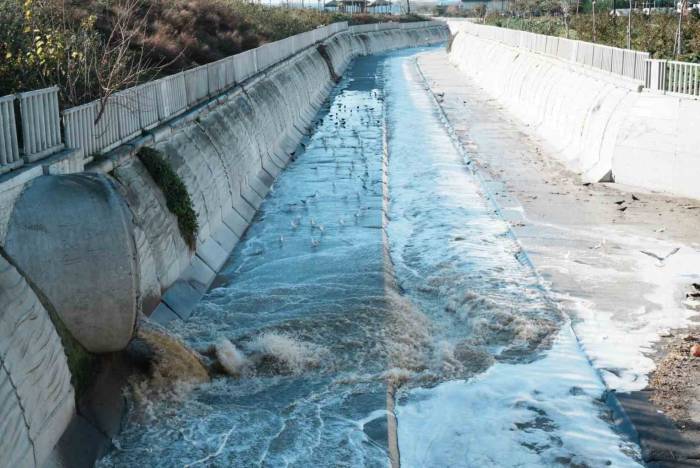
[590,239,606,250]
[290,219,300,229]
[640,247,680,266]
[311,238,320,248]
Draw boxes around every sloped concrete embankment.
[447,27,700,199]
[0,25,447,468]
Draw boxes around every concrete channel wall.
[0,23,448,468]
[447,21,700,199]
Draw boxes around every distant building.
[324,0,369,12]
[369,0,393,13]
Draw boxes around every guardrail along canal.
[99,48,643,467]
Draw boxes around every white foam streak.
[396,326,642,467]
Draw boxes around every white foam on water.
[246,331,329,374]
[388,56,642,467]
[396,325,642,467]
[215,339,250,376]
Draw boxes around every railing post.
[645,59,667,92]
[0,95,22,174]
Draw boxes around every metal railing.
[645,59,700,96]
[18,87,64,162]
[453,21,650,83]
[0,95,22,174]
[0,20,446,174]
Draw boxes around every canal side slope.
[418,49,700,465]
[447,21,700,201]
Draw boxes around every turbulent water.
[99,49,642,467]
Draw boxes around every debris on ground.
[649,328,700,429]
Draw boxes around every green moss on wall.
[45,307,96,400]
[137,147,199,250]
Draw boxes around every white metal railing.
[0,95,22,174]
[1,20,445,174]
[18,87,64,162]
[136,81,160,130]
[185,66,209,106]
[646,59,700,96]
[453,21,650,83]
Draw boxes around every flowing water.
[100,49,642,467]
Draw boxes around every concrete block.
[241,179,264,210]
[249,173,272,199]
[210,223,239,255]
[196,236,229,272]
[41,148,84,175]
[233,196,256,223]
[150,302,180,324]
[161,280,203,321]
[180,255,216,294]
[223,209,250,238]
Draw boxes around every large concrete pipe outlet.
[4,173,138,353]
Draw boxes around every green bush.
[137,147,199,250]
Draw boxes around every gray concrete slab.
[149,302,180,325]
[196,236,229,272]
[210,224,239,256]
[223,209,250,238]
[180,255,217,294]
[160,281,203,321]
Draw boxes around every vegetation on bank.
[0,0,425,106]
[45,301,97,400]
[484,12,700,61]
[137,147,199,250]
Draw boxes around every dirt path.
[416,50,700,465]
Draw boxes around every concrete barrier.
[0,254,74,468]
[448,25,700,199]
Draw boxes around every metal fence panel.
[156,73,187,120]
[0,95,22,173]
[18,87,63,162]
[62,102,97,160]
[184,66,209,106]
[136,81,160,130]
[113,89,141,142]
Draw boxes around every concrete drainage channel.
[0,25,448,468]
[414,54,700,468]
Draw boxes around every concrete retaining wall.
[448,23,700,199]
[0,24,447,467]
[0,254,75,468]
